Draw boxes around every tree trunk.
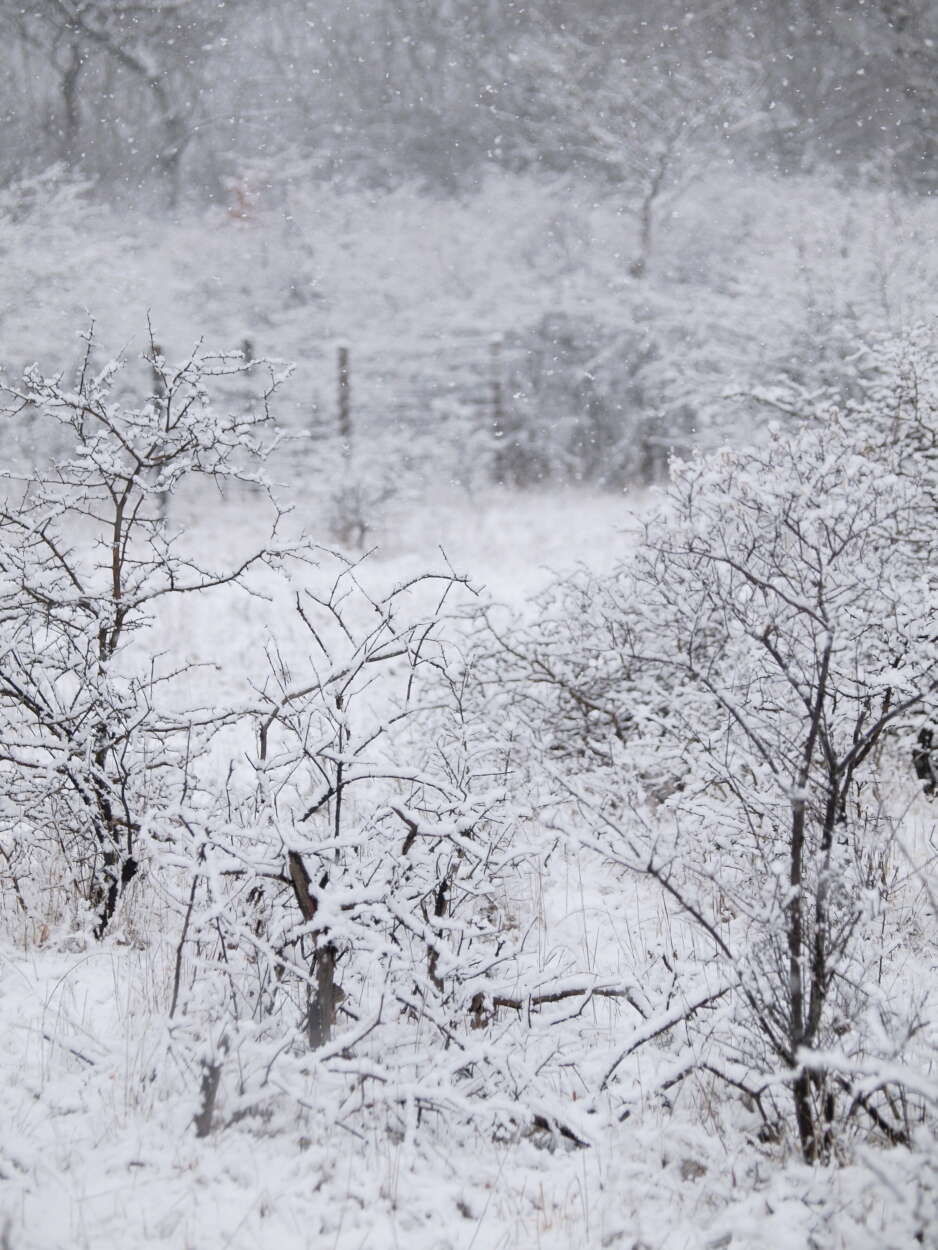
[60,39,82,164]
[307,943,340,1048]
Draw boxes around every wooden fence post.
[337,345,351,456]
[490,336,504,442]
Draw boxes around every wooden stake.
[337,345,351,456]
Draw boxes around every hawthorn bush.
[488,406,938,1161]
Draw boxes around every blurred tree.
[488,7,759,277]
[1,0,937,201]
[0,0,232,204]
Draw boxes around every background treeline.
[2,0,937,207]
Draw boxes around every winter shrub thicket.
[3,328,938,1191]
[0,334,609,1145]
[484,335,938,1167]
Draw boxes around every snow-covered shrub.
[0,330,291,938]
[491,312,699,489]
[488,405,938,1162]
[158,552,607,1143]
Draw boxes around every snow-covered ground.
[0,866,920,1250]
